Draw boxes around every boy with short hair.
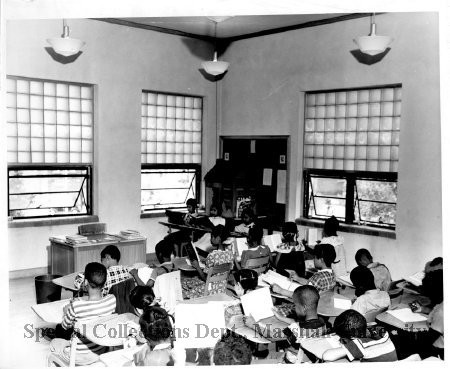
[50,262,117,365]
[354,249,392,292]
[322,309,397,362]
[349,265,390,315]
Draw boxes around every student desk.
[317,290,354,317]
[376,304,429,331]
[50,235,146,275]
[52,272,80,294]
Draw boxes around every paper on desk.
[31,298,71,324]
[153,271,183,315]
[175,302,226,348]
[338,273,353,286]
[387,308,427,322]
[137,266,154,285]
[240,287,274,322]
[333,297,352,310]
[305,259,315,271]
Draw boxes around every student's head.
[313,243,336,269]
[213,332,253,365]
[139,306,173,345]
[354,248,373,267]
[282,222,298,243]
[323,216,339,237]
[211,225,229,247]
[130,286,156,314]
[155,241,174,263]
[247,224,263,247]
[241,208,254,225]
[186,198,198,214]
[350,265,377,297]
[100,245,121,267]
[334,309,367,339]
[425,257,443,273]
[210,203,222,217]
[422,269,443,305]
[292,285,320,318]
[234,269,258,293]
[84,262,107,290]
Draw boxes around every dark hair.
[422,269,443,304]
[240,207,254,221]
[210,203,222,215]
[323,216,339,237]
[186,198,198,208]
[100,245,121,262]
[211,224,229,241]
[429,257,443,267]
[247,224,263,245]
[213,332,252,365]
[354,248,372,264]
[282,222,298,242]
[350,265,376,297]
[139,306,173,343]
[234,269,258,292]
[334,309,367,339]
[129,286,156,310]
[292,285,320,310]
[84,262,107,289]
[155,241,174,263]
[314,243,336,267]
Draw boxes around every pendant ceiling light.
[47,19,85,57]
[354,13,393,56]
[201,17,230,76]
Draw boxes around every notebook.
[240,287,274,321]
[333,297,352,310]
[233,237,249,258]
[387,308,427,322]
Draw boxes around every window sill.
[8,215,99,229]
[140,211,166,219]
[295,217,396,239]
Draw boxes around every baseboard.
[9,266,49,279]
[10,253,158,280]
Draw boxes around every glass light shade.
[353,34,393,56]
[201,60,229,76]
[47,37,85,57]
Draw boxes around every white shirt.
[351,289,390,315]
[209,216,226,227]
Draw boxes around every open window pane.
[356,179,397,202]
[308,176,346,219]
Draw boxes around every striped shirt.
[340,332,397,362]
[62,295,116,354]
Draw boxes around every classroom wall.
[219,12,442,280]
[6,19,217,271]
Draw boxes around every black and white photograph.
[1,0,448,367]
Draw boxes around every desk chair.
[242,255,270,275]
[364,306,388,323]
[204,263,232,296]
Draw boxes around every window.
[303,85,401,229]
[141,91,202,212]
[6,76,93,219]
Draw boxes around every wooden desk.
[52,272,80,293]
[31,298,71,324]
[317,290,353,317]
[50,235,146,275]
[159,221,211,234]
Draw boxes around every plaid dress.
[307,269,336,292]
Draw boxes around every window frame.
[303,168,397,230]
[140,163,201,213]
[7,164,93,220]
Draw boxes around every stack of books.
[65,234,89,245]
[119,229,142,240]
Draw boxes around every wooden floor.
[8,276,73,367]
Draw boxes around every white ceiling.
[118,14,352,39]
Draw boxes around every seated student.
[50,262,117,366]
[207,202,226,227]
[74,245,131,296]
[129,285,160,316]
[238,224,272,270]
[349,265,390,315]
[234,207,256,235]
[233,268,258,297]
[322,309,397,362]
[319,216,347,278]
[424,256,443,274]
[354,248,392,292]
[273,243,337,298]
[134,306,176,366]
[274,222,306,279]
[213,332,253,365]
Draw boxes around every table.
[50,234,146,275]
[317,290,354,317]
[159,221,211,234]
[31,298,71,324]
[52,272,80,294]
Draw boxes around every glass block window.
[141,91,202,164]
[303,85,401,172]
[6,76,94,164]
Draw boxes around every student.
[238,224,271,270]
[234,207,256,235]
[424,256,443,274]
[233,269,258,297]
[134,306,176,366]
[273,243,337,297]
[319,216,347,278]
[274,222,306,279]
[50,262,117,366]
[212,332,253,365]
[74,245,131,296]
[349,265,390,315]
[322,309,397,362]
[354,249,392,292]
[207,203,226,227]
[129,285,160,316]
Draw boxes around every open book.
[262,233,283,252]
[233,237,249,258]
[261,270,303,292]
[240,287,274,322]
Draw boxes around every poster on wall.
[262,168,272,186]
[276,170,286,204]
